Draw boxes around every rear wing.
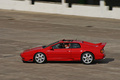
[96,43,107,49]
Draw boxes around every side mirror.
[50,47,53,50]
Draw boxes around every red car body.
[20,39,106,64]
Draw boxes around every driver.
[64,43,69,49]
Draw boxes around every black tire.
[81,52,94,64]
[34,53,46,64]
[22,60,28,63]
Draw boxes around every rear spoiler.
[96,43,107,49]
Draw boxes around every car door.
[47,43,72,61]
[70,43,82,61]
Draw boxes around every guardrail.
[0,0,120,19]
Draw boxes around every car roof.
[59,39,83,43]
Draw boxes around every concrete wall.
[0,0,120,19]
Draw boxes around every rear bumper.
[95,53,105,60]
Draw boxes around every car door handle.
[67,50,70,52]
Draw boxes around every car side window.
[70,43,81,48]
[52,43,64,49]
[52,43,70,49]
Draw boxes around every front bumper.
[20,53,33,62]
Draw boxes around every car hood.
[24,46,43,52]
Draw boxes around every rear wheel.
[34,53,46,64]
[81,52,94,64]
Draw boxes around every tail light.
[100,49,104,53]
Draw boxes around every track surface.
[0,9,120,80]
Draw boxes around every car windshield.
[44,41,59,48]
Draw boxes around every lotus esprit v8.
[20,39,106,64]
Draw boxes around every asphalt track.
[0,9,120,80]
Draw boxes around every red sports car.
[20,39,106,64]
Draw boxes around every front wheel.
[34,53,46,64]
[22,60,28,63]
[81,52,94,64]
